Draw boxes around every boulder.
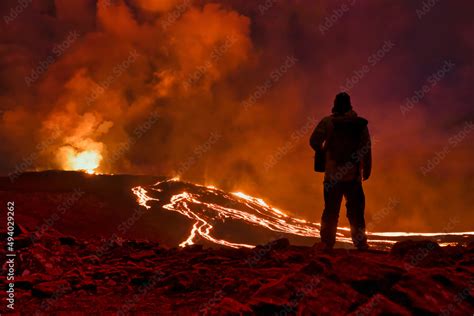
[391,240,441,257]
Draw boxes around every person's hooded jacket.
[310,110,372,182]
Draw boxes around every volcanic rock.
[350,294,411,316]
[16,273,53,290]
[3,234,474,315]
[300,260,325,275]
[78,280,97,292]
[391,239,441,257]
[212,297,253,314]
[59,236,77,246]
[129,249,156,260]
[32,280,71,298]
[249,296,290,314]
[0,223,27,239]
[258,238,290,250]
[15,235,33,249]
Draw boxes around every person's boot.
[313,242,334,252]
[356,242,369,251]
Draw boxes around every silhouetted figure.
[310,92,372,250]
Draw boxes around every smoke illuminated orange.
[0,0,473,234]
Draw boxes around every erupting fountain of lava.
[61,148,102,174]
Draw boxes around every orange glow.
[132,178,474,249]
[63,149,102,174]
[131,179,336,247]
[1,0,473,235]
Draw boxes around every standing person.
[310,92,372,250]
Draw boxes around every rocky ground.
[1,226,473,315]
[1,172,473,315]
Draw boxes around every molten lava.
[131,178,474,249]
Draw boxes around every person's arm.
[309,118,328,151]
[361,126,372,180]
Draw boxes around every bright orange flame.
[65,149,102,174]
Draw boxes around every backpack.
[326,117,368,165]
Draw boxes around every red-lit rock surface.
[1,172,473,314]
[1,228,473,315]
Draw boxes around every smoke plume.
[1,0,473,231]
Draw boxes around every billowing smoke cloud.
[0,0,473,232]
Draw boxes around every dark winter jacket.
[310,110,372,182]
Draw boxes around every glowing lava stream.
[131,179,474,249]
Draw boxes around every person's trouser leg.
[320,182,344,247]
[344,180,368,248]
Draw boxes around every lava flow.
[132,178,474,249]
